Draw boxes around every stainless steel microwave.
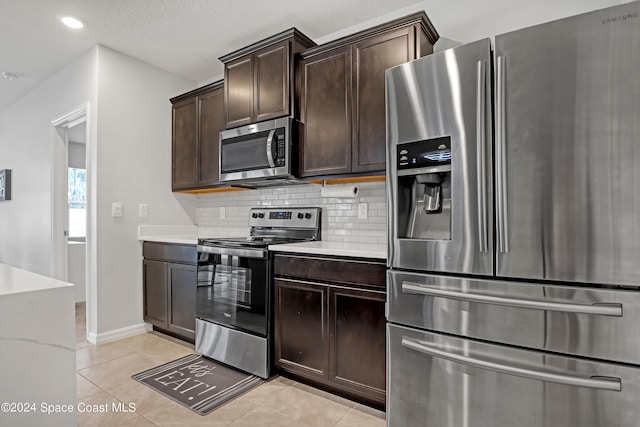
[219,117,297,186]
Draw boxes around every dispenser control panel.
[397,136,452,170]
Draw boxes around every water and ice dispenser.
[395,137,452,240]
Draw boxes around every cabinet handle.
[402,337,622,391]
[401,281,622,317]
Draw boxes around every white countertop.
[137,225,387,259]
[268,241,387,260]
[0,263,74,296]
[138,224,198,245]
[139,234,199,244]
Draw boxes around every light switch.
[139,204,149,218]
[358,203,368,219]
[220,207,226,219]
[112,202,123,218]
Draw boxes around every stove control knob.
[258,213,265,218]
[297,213,304,219]
[252,213,258,218]
[305,213,312,219]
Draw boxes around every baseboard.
[86,322,153,345]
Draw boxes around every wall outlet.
[139,204,149,218]
[112,202,123,218]
[358,203,368,219]
[220,207,226,219]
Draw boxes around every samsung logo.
[602,12,638,24]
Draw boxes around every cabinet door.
[299,47,352,177]
[255,41,289,123]
[168,263,197,340]
[225,56,253,128]
[352,28,416,173]
[143,259,168,328]
[171,97,197,190]
[274,279,328,381]
[329,286,386,405]
[197,87,225,186]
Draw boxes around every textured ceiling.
[0,0,627,112]
[0,0,421,111]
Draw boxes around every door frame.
[51,103,93,340]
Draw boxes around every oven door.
[196,246,269,337]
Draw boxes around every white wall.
[93,46,196,336]
[314,0,624,45]
[0,48,98,274]
[0,44,198,339]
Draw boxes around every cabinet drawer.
[142,242,196,264]
[273,254,385,289]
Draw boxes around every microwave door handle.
[266,130,276,168]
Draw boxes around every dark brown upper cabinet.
[220,28,316,129]
[170,80,225,191]
[297,12,439,179]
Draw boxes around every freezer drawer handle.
[401,337,622,392]
[401,282,622,317]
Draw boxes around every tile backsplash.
[196,181,387,244]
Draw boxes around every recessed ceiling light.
[59,15,85,29]
[2,72,21,81]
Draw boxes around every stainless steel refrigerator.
[385,3,640,426]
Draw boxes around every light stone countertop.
[137,224,198,245]
[268,241,387,260]
[0,263,74,296]
[0,263,76,426]
[139,234,199,245]
[137,225,387,259]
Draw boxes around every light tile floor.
[75,303,386,426]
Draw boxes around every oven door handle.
[266,130,276,168]
[197,245,267,259]
[402,337,622,392]
[401,282,622,317]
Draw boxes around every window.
[68,167,86,239]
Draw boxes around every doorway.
[66,120,87,302]
[52,103,94,342]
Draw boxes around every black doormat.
[132,354,263,416]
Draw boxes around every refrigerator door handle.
[496,55,509,253]
[401,282,623,316]
[476,60,488,253]
[401,337,622,392]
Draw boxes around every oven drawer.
[387,270,640,365]
[388,323,640,427]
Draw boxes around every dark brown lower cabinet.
[330,287,386,398]
[275,280,328,380]
[273,254,386,408]
[143,242,196,342]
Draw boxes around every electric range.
[195,207,321,378]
